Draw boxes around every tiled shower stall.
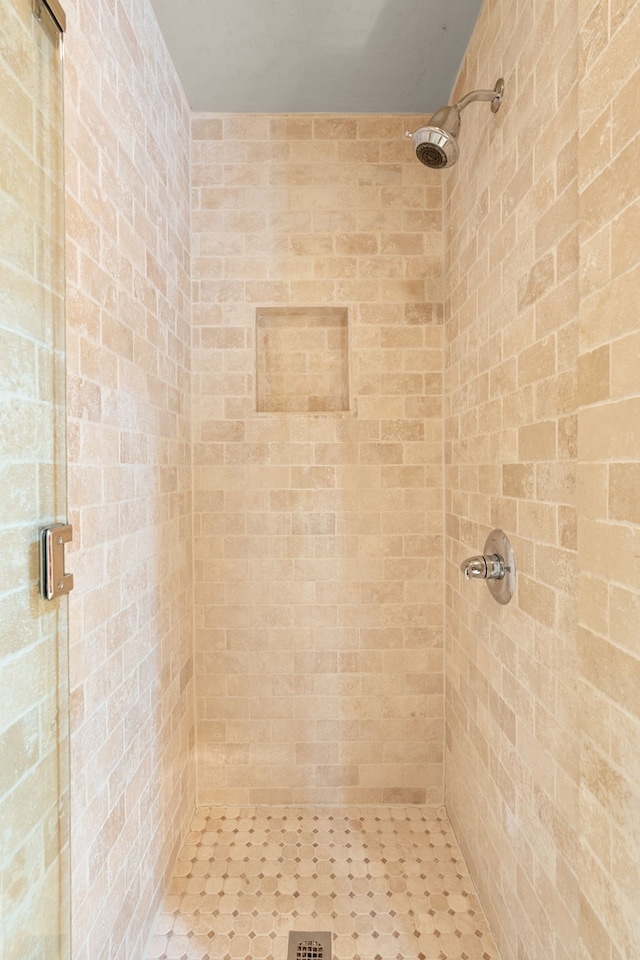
[6,0,639,958]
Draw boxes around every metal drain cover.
[287,931,332,960]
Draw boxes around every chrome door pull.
[40,524,74,600]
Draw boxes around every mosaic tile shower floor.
[145,806,500,960]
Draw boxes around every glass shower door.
[0,1,70,958]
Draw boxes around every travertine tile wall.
[577,1,640,956]
[63,2,195,959]
[444,1,581,958]
[191,114,445,805]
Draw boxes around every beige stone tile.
[610,329,640,399]
[580,398,640,460]
[519,421,557,460]
[609,463,640,525]
[578,344,610,404]
[145,805,499,959]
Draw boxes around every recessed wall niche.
[256,307,349,413]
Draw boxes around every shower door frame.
[0,0,71,958]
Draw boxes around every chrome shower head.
[410,104,461,169]
[405,78,504,169]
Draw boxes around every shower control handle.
[459,529,516,605]
[460,553,505,581]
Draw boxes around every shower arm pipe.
[454,78,504,114]
[454,89,496,111]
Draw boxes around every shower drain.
[287,931,332,960]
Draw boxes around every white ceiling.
[149,0,485,113]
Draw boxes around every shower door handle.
[40,523,74,600]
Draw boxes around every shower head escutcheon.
[405,78,504,169]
